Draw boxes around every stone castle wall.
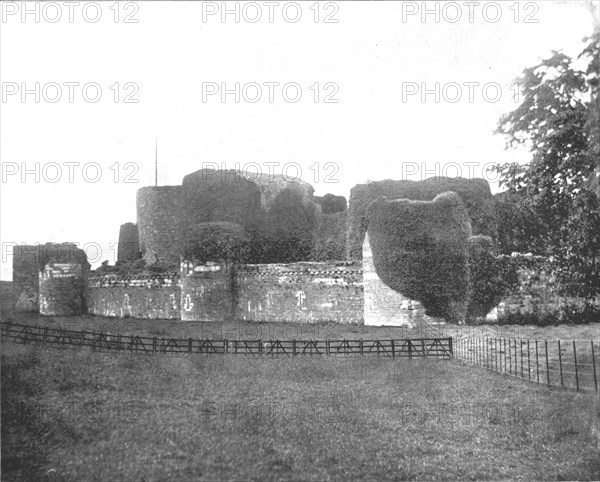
[236,261,363,324]
[86,272,180,319]
[12,245,40,312]
[39,263,87,316]
[180,261,235,322]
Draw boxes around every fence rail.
[455,337,599,392]
[0,322,453,359]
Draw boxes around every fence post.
[485,338,488,366]
[535,340,539,384]
[503,338,506,373]
[558,340,564,388]
[592,341,598,392]
[448,337,452,357]
[408,340,412,359]
[573,340,579,391]
[326,340,330,356]
[520,340,524,379]
[495,338,498,371]
[527,340,531,380]
[259,339,263,356]
[545,340,550,386]
[391,339,396,359]
[360,339,364,356]
[153,337,157,355]
[293,340,296,357]
[224,339,229,355]
[188,338,193,354]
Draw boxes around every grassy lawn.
[2,341,599,481]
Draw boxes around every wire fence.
[0,322,453,358]
[455,337,599,392]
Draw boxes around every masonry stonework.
[117,223,141,262]
[137,186,183,265]
[39,263,87,316]
[180,261,235,322]
[86,273,180,319]
[235,262,363,324]
[13,245,40,312]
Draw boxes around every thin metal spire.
[155,136,158,187]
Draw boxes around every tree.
[494,32,600,302]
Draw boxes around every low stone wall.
[235,261,363,324]
[180,261,235,322]
[87,273,180,319]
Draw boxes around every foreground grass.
[2,342,599,481]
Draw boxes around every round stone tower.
[136,186,183,265]
[39,262,87,316]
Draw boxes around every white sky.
[0,0,596,280]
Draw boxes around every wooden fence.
[455,337,599,392]
[0,322,453,358]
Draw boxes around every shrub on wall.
[367,192,472,323]
[37,243,90,271]
[182,222,250,264]
[347,177,497,260]
[313,211,347,261]
[466,236,520,323]
[260,186,318,263]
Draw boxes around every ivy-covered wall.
[347,177,497,260]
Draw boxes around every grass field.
[2,341,600,481]
[2,280,599,480]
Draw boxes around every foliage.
[491,303,600,327]
[259,187,318,263]
[182,222,250,264]
[494,32,600,302]
[312,211,347,261]
[93,258,177,277]
[494,191,548,255]
[35,243,90,271]
[466,237,520,323]
[367,192,472,323]
[314,193,347,214]
[347,177,497,260]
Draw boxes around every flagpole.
[155,136,158,187]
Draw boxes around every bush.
[466,236,520,323]
[260,186,318,263]
[367,192,472,323]
[347,177,497,260]
[479,303,600,326]
[182,222,250,264]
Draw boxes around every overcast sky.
[0,1,596,279]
